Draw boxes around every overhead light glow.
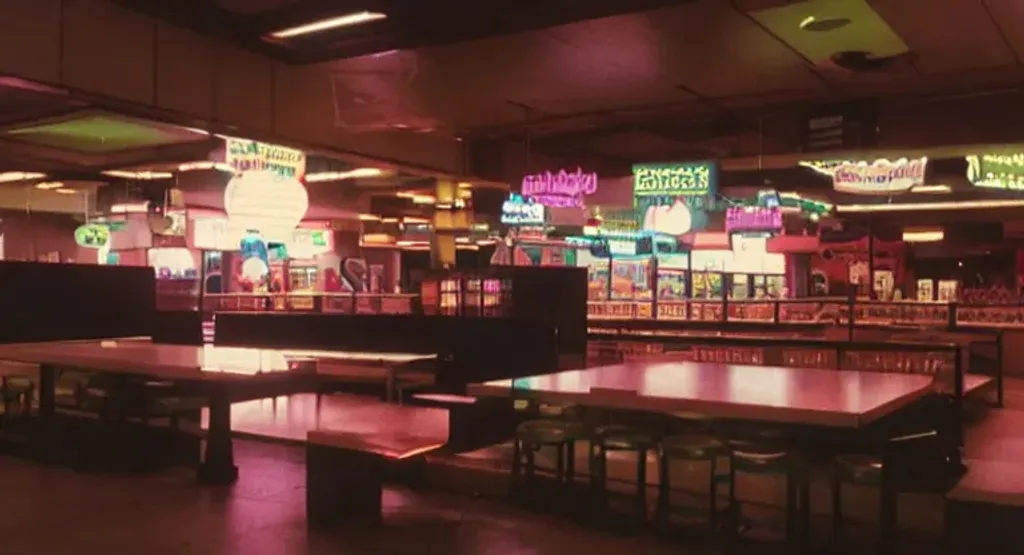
[35,181,63,190]
[903,228,944,243]
[358,214,381,221]
[837,199,1024,213]
[269,11,387,39]
[102,170,173,180]
[178,161,236,173]
[799,16,816,29]
[54,188,78,195]
[910,184,952,194]
[304,168,386,182]
[0,171,45,183]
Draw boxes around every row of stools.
[510,410,921,553]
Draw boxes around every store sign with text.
[725,206,783,233]
[633,161,717,235]
[521,167,598,207]
[224,138,306,179]
[500,193,546,226]
[967,153,1024,191]
[801,157,927,195]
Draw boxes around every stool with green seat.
[589,424,658,524]
[724,434,811,554]
[657,434,728,530]
[511,418,583,503]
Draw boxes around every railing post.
[847,290,856,342]
[773,300,781,324]
[948,302,958,331]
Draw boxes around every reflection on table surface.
[0,339,434,378]
[475,361,934,416]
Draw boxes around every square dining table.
[0,338,435,484]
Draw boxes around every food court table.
[466,361,935,428]
[0,339,435,484]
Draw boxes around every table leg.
[197,385,237,485]
[35,364,55,462]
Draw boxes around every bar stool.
[590,424,658,523]
[831,430,948,553]
[725,436,810,553]
[657,434,727,530]
[510,419,582,496]
[0,376,33,420]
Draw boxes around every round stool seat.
[594,425,656,450]
[836,453,883,485]
[728,439,792,473]
[516,419,575,445]
[669,411,711,422]
[662,434,724,460]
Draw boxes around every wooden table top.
[0,339,435,382]
[467,361,935,428]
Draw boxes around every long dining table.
[0,338,435,485]
[467,360,936,428]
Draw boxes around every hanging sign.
[74,224,110,249]
[967,153,1024,191]
[802,157,928,195]
[521,167,598,207]
[633,162,715,198]
[501,193,546,226]
[726,207,783,233]
[224,138,306,179]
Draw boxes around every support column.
[431,179,471,269]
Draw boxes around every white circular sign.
[223,171,308,242]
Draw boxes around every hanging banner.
[224,138,306,179]
[801,157,928,195]
[632,161,717,235]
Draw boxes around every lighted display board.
[726,206,782,233]
[967,153,1024,191]
[501,193,546,226]
[801,157,927,195]
[224,138,306,179]
[632,161,717,235]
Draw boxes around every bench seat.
[305,403,449,530]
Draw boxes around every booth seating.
[305,402,450,530]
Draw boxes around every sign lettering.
[632,162,715,196]
[726,207,783,232]
[521,167,598,207]
[500,194,546,226]
[225,138,306,179]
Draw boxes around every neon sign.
[967,153,1024,191]
[225,138,306,179]
[802,157,927,195]
[74,224,110,249]
[726,207,783,233]
[633,162,715,197]
[521,167,598,207]
[501,194,546,226]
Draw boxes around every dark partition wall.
[214,313,559,384]
[0,262,155,342]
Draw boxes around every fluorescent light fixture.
[0,171,45,183]
[269,11,386,39]
[111,202,150,214]
[304,168,385,182]
[178,161,236,173]
[402,216,430,224]
[837,199,1024,213]
[911,184,952,193]
[903,228,944,243]
[54,188,78,195]
[358,214,380,221]
[411,195,435,205]
[102,170,173,180]
[35,181,63,190]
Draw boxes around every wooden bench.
[305,403,449,530]
[945,458,1024,554]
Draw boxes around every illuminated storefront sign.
[225,138,306,179]
[500,194,546,226]
[726,207,783,233]
[633,162,715,197]
[74,224,110,249]
[801,157,927,195]
[967,153,1024,191]
[521,167,598,207]
[632,161,717,235]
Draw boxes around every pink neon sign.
[521,167,598,208]
[726,207,782,233]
